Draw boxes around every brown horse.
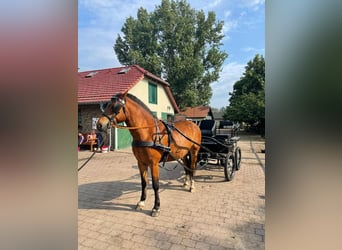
[96,91,202,217]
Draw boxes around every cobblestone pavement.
[78,134,265,249]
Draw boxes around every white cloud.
[242,47,254,52]
[210,62,245,108]
[223,20,238,33]
[208,0,222,8]
[79,0,160,27]
[224,10,231,18]
[240,0,265,11]
[241,47,265,55]
[80,0,115,8]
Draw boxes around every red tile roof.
[78,64,179,113]
[178,106,212,119]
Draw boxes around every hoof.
[136,201,145,210]
[151,208,160,217]
[183,181,190,188]
[190,187,195,193]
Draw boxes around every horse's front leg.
[150,163,160,217]
[136,162,148,210]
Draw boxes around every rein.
[110,118,212,172]
[110,123,155,130]
[78,141,105,172]
[77,151,96,171]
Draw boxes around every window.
[161,113,173,123]
[118,67,130,74]
[85,71,98,78]
[148,82,157,104]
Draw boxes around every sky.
[78,0,264,109]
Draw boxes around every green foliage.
[223,54,265,134]
[229,54,265,100]
[224,92,265,124]
[114,0,227,109]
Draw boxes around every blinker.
[100,102,108,112]
[111,97,125,115]
[111,97,125,105]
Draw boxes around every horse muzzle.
[96,120,111,132]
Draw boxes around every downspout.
[107,127,112,151]
[114,127,118,150]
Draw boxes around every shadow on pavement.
[78,180,141,211]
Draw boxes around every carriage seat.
[199,120,216,137]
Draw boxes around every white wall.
[129,78,175,118]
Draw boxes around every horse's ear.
[122,89,129,98]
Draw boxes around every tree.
[223,54,265,135]
[114,0,227,109]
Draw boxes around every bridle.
[101,96,126,127]
[99,95,156,130]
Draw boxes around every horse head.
[96,91,128,132]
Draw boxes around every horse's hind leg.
[189,145,200,193]
[182,154,190,189]
[136,162,148,210]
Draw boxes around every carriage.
[197,120,241,181]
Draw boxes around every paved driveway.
[78,134,265,249]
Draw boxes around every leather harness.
[131,119,173,165]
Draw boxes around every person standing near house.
[89,129,104,151]
[78,124,85,145]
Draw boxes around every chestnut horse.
[96,91,201,217]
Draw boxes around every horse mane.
[125,93,155,117]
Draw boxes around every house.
[176,106,214,125]
[78,64,179,150]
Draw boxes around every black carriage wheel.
[234,147,241,171]
[224,152,235,181]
